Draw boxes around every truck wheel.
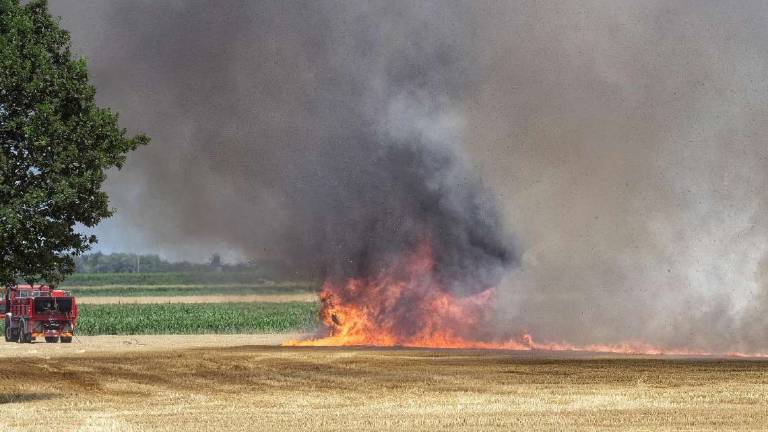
[17,320,29,344]
[60,336,72,343]
[4,317,12,342]
[45,336,59,343]
[5,325,16,343]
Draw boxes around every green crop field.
[67,283,316,297]
[0,302,319,336]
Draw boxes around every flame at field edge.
[284,244,768,359]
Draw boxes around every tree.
[0,0,148,286]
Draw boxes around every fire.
[286,243,768,358]
[286,242,528,349]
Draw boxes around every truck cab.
[3,284,78,343]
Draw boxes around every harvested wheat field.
[0,334,307,358]
[1,341,767,431]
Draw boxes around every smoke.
[463,1,768,352]
[49,0,514,296]
[49,1,768,352]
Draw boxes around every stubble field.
[0,340,766,431]
[4,275,763,431]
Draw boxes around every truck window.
[34,297,73,313]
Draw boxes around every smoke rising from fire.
[50,1,768,352]
[51,1,515,297]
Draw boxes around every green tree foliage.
[0,0,148,285]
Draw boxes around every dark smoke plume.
[50,1,768,352]
[50,1,514,295]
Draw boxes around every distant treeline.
[74,252,291,277]
[60,272,315,287]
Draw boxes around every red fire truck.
[2,285,78,343]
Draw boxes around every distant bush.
[73,252,294,279]
[60,271,280,286]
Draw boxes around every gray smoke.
[464,1,768,352]
[49,0,514,295]
[50,1,768,352]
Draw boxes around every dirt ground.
[76,293,317,304]
[1,336,767,431]
[0,334,307,358]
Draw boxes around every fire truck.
[2,285,78,343]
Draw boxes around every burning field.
[286,243,512,349]
[285,242,768,358]
[19,2,768,430]
[51,1,768,359]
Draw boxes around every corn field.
[72,302,319,335]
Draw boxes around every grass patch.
[73,302,319,335]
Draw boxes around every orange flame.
[285,244,768,358]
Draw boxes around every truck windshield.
[33,297,73,313]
